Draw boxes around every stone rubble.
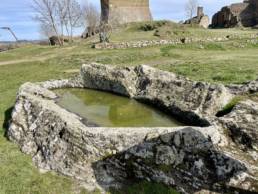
[94,37,229,50]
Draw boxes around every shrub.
[139,20,174,31]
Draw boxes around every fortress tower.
[101,0,152,24]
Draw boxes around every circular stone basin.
[55,88,183,127]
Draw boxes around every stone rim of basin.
[54,87,187,128]
[7,63,258,193]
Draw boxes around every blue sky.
[0,0,240,41]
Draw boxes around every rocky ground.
[7,64,258,194]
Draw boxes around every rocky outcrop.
[212,0,258,28]
[80,64,233,126]
[219,100,258,150]
[95,127,251,193]
[8,82,258,193]
[7,64,258,193]
[101,0,152,24]
[198,16,209,29]
[227,79,258,95]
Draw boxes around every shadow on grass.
[2,107,13,138]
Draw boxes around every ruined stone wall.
[184,7,209,28]
[101,0,152,24]
[230,3,249,14]
[212,0,258,28]
[94,36,229,49]
[250,0,258,24]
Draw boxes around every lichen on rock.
[7,63,258,193]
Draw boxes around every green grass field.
[0,22,257,193]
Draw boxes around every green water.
[55,89,182,127]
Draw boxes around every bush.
[154,30,160,37]
[139,20,173,31]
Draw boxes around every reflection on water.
[55,89,182,127]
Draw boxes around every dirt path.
[0,59,35,66]
[0,55,56,66]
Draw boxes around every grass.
[110,181,179,194]
[0,61,80,194]
[110,21,257,42]
[216,93,258,117]
[156,41,258,84]
[0,21,257,193]
[216,96,246,117]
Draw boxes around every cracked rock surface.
[7,64,258,193]
[81,64,233,126]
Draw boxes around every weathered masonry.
[101,0,152,24]
[212,0,258,28]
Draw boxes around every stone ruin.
[7,63,258,194]
[184,7,210,28]
[101,0,152,24]
[212,0,258,28]
[82,0,152,38]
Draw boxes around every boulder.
[9,82,255,192]
[80,64,138,97]
[227,79,258,95]
[199,16,210,28]
[49,36,60,46]
[219,100,258,150]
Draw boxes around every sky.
[0,0,241,41]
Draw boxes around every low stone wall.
[94,37,229,49]
[7,64,258,193]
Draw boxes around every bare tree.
[39,22,55,38]
[32,0,63,45]
[33,0,83,45]
[83,1,100,37]
[64,0,83,42]
[99,11,121,43]
[57,0,68,39]
[185,0,198,21]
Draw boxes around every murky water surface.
[55,89,182,127]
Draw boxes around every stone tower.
[101,0,152,24]
[197,7,204,20]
